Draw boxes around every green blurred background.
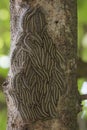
[0,0,87,130]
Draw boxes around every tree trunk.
[3,0,80,130]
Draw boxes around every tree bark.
[3,0,80,130]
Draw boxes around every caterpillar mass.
[11,5,66,122]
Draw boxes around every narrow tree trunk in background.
[3,0,80,130]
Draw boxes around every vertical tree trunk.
[3,0,80,130]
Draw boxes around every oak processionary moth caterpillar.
[11,5,65,122]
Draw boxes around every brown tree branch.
[80,94,87,101]
[77,58,87,78]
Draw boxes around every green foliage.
[0,109,7,130]
[0,91,5,102]
[0,0,10,77]
[78,78,84,93]
[0,68,9,77]
[0,1,9,129]
[78,0,87,120]
[0,91,7,130]
[0,1,10,55]
[78,0,87,55]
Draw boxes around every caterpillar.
[11,5,66,122]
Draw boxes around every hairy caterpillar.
[11,5,66,122]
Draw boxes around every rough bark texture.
[3,0,80,130]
